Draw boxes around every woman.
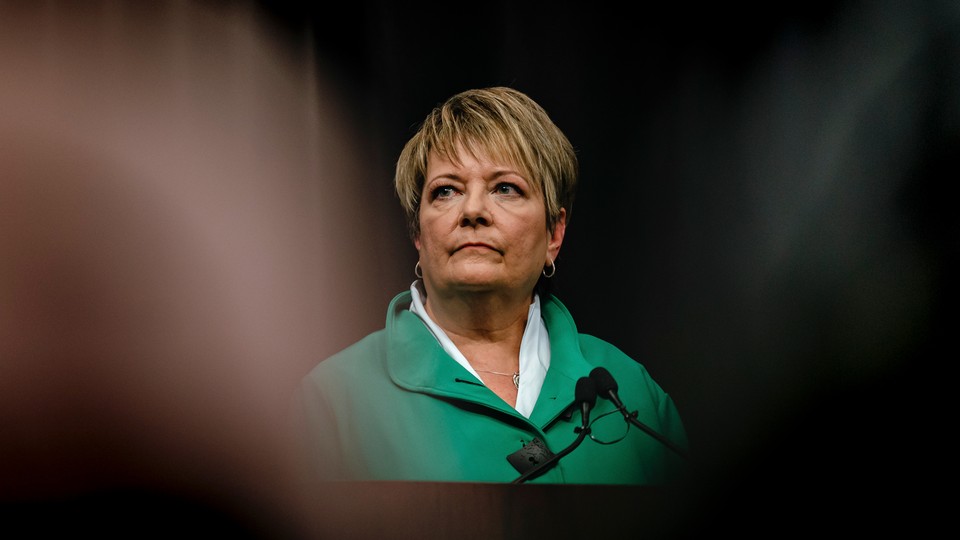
[295,87,688,484]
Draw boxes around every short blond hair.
[394,87,578,240]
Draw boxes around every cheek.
[416,214,434,250]
[415,225,445,258]
[419,211,453,242]
[517,217,549,249]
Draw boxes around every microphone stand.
[512,376,597,484]
[618,406,690,462]
[589,366,690,462]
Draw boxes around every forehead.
[426,142,524,178]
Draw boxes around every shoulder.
[304,328,386,384]
[303,290,413,382]
[576,333,659,383]
[546,298,688,453]
[334,328,387,358]
[577,333,637,363]
[543,294,661,385]
[542,294,646,366]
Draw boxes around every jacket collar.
[528,294,595,427]
[384,291,593,429]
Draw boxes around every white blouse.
[408,281,550,418]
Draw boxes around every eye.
[494,183,523,196]
[431,185,457,200]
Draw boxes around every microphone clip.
[506,437,556,476]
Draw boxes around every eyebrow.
[426,168,527,185]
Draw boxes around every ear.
[546,208,566,263]
[414,235,422,251]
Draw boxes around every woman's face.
[415,146,565,301]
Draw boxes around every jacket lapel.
[385,292,521,419]
[527,295,594,428]
[383,291,593,428]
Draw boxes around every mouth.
[454,242,502,254]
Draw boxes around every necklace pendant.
[512,372,520,389]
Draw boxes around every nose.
[459,189,491,227]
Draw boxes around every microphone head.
[589,367,618,394]
[575,376,597,408]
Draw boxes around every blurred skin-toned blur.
[0,2,381,535]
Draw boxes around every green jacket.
[294,291,689,484]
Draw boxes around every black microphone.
[590,366,626,412]
[589,367,690,461]
[511,376,596,483]
[576,375,598,430]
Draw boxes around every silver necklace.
[476,369,520,389]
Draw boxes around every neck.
[422,286,532,360]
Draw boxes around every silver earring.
[415,261,423,278]
[542,260,556,278]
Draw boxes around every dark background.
[2,0,955,536]
[256,0,957,534]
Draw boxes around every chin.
[450,276,503,291]
[448,273,537,296]
[441,270,504,291]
